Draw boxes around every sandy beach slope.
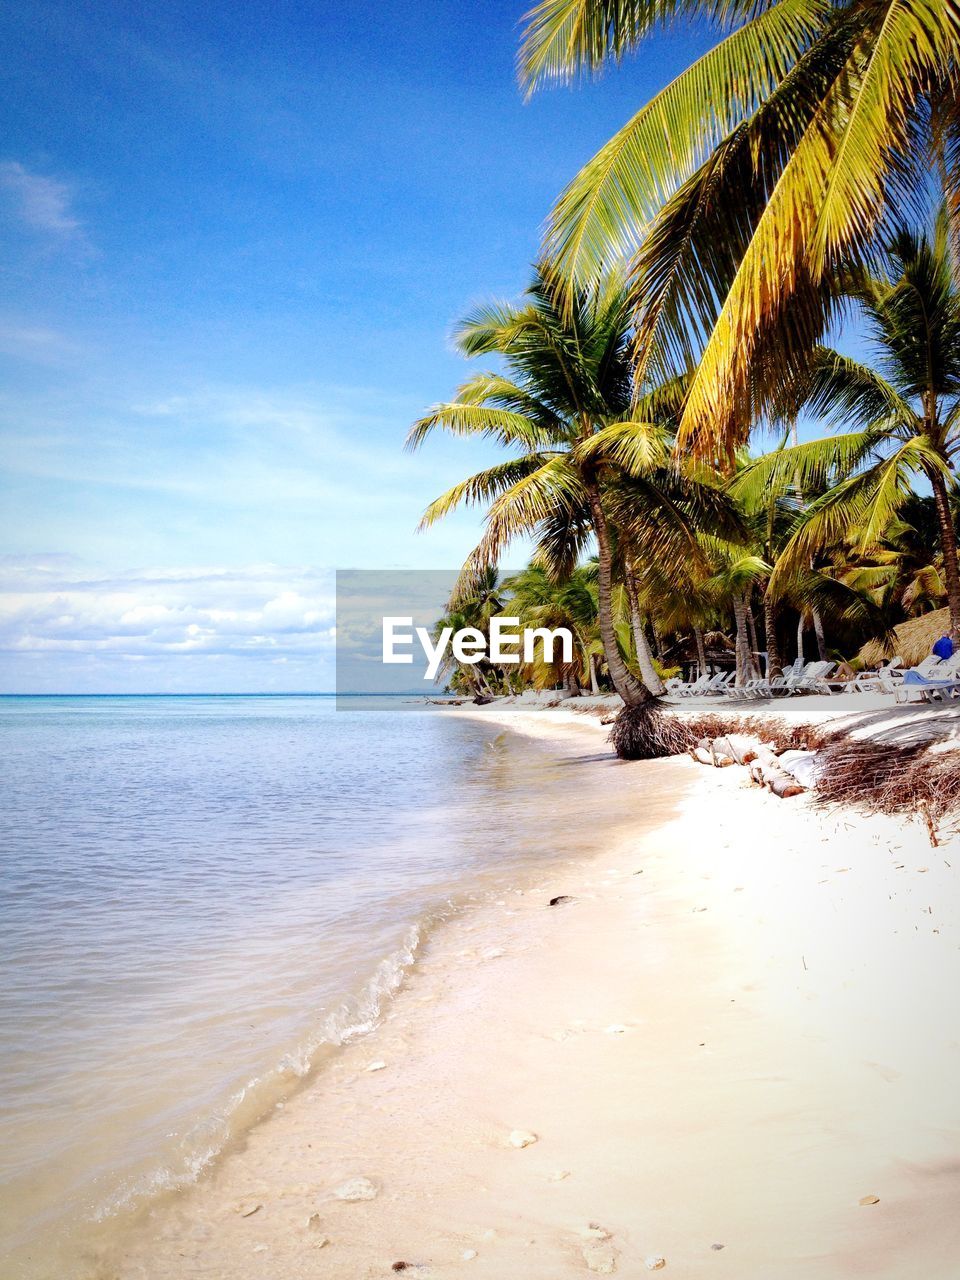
[110,705,960,1280]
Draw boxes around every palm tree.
[519,0,960,461]
[406,269,733,705]
[833,496,948,619]
[735,219,960,638]
[501,562,603,693]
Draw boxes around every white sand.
[109,704,960,1279]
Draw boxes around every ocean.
[0,694,615,1278]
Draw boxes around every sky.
[0,0,720,692]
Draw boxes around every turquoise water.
[0,695,608,1278]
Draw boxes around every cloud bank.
[0,558,335,692]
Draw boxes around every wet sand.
[107,708,960,1279]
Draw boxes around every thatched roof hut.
[859,607,954,666]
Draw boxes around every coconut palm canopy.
[519,0,960,462]
[407,267,742,705]
[407,3,960,718]
[732,217,960,638]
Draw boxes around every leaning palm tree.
[519,0,960,462]
[734,219,960,637]
[407,268,735,706]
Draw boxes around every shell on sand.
[333,1176,379,1201]
[508,1129,538,1148]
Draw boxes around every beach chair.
[701,670,737,697]
[665,672,711,698]
[725,656,801,700]
[895,653,960,703]
[793,660,837,694]
[680,670,731,698]
[851,657,904,693]
[765,658,811,697]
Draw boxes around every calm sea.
[0,694,613,1278]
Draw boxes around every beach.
[106,700,960,1279]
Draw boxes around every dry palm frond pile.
[810,733,960,832]
[610,704,960,840]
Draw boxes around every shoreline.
[106,705,960,1278]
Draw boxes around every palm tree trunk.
[746,598,759,668]
[624,563,666,695]
[811,606,828,661]
[733,595,752,685]
[763,591,782,680]
[796,614,806,664]
[588,652,600,695]
[693,626,708,679]
[652,623,665,661]
[584,482,650,706]
[930,468,960,640]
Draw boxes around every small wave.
[91,921,428,1226]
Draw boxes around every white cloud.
[0,161,82,239]
[0,559,335,664]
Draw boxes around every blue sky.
[1,1,719,691]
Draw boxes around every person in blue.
[932,633,954,660]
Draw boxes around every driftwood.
[690,737,734,767]
[712,734,762,766]
[748,745,806,798]
[655,714,958,832]
[686,732,807,798]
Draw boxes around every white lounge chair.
[895,653,960,703]
[680,670,733,698]
[851,657,904,693]
[725,656,802,699]
[793,660,837,694]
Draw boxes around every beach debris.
[365,1060,387,1072]
[391,1263,409,1272]
[462,1249,478,1260]
[748,746,806,798]
[581,1239,618,1273]
[253,1244,269,1254]
[604,1024,628,1035]
[710,1243,725,1250]
[509,1129,539,1148]
[549,1169,571,1181]
[333,1176,379,1201]
[644,1256,666,1270]
[481,947,505,961]
[581,1223,612,1240]
[235,1200,262,1217]
[859,1195,880,1206]
[304,1213,329,1237]
[549,895,574,906]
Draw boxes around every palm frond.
[537,0,829,280]
[405,403,556,452]
[417,455,556,529]
[573,419,671,473]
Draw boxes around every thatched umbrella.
[859,608,953,667]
